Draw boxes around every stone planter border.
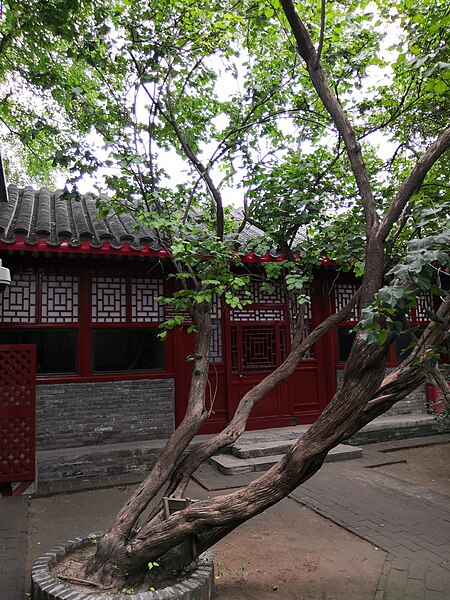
[31,532,214,600]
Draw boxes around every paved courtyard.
[1,435,449,599]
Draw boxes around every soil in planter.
[51,542,197,596]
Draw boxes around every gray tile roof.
[0,186,160,251]
[0,186,306,257]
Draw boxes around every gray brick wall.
[336,369,428,416]
[36,379,175,450]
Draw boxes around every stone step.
[232,439,302,459]
[348,414,450,445]
[211,444,363,475]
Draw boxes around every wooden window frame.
[0,264,170,383]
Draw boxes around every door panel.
[228,323,289,427]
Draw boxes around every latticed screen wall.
[0,345,36,484]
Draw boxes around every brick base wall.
[336,369,428,415]
[36,379,175,450]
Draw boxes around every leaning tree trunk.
[92,304,449,586]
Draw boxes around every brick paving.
[289,458,450,600]
[0,496,29,600]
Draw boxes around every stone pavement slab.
[0,496,29,600]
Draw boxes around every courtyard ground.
[22,438,450,600]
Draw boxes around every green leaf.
[434,80,447,94]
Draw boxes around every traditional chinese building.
[0,186,438,490]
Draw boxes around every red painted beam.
[0,238,339,267]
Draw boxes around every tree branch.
[315,0,326,68]
[279,0,379,237]
[163,286,362,499]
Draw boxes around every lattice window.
[242,326,277,372]
[230,307,285,322]
[131,278,164,322]
[0,270,36,323]
[230,325,286,374]
[41,275,79,323]
[334,283,359,320]
[211,294,222,319]
[92,276,126,322]
[415,292,433,322]
[210,319,223,363]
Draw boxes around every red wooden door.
[0,344,36,494]
[228,322,292,429]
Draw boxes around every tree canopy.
[1,0,448,258]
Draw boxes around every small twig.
[57,574,101,588]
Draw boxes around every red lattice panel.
[241,326,277,372]
[0,345,36,483]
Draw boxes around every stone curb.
[31,533,214,600]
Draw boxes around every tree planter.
[31,533,214,600]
